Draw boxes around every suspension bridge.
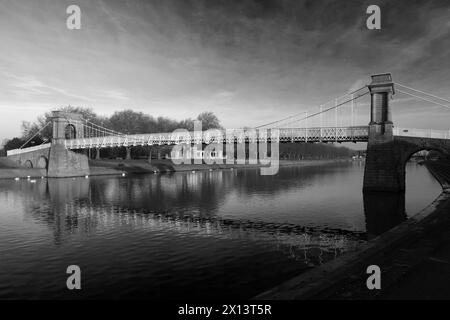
[5,73,450,192]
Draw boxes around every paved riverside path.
[256,160,450,300]
[376,160,450,300]
[324,190,450,300]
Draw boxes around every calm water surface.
[0,161,442,299]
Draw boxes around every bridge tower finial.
[367,73,395,143]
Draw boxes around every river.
[0,161,442,299]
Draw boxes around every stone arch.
[398,140,449,192]
[364,137,450,192]
[24,160,33,168]
[65,124,77,139]
[36,156,48,169]
[401,141,449,167]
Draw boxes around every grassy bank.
[0,158,47,179]
[0,156,350,179]
[89,158,350,176]
[0,168,47,179]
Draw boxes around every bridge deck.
[394,128,450,140]
[7,127,450,155]
[6,143,51,156]
[63,126,370,149]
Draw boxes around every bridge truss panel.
[63,126,370,150]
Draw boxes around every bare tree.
[196,112,222,130]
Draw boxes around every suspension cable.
[396,89,450,110]
[260,90,370,129]
[84,120,125,136]
[19,121,51,149]
[255,86,368,129]
[395,82,450,104]
[67,119,126,137]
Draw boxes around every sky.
[0,0,449,142]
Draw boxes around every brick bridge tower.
[47,111,90,178]
[51,111,85,143]
[367,73,395,143]
[363,73,399,192]
[363,73,450,193]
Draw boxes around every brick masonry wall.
[47,144,90,178]
[363,136,450,192]
[6,147,51,169]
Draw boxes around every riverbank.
[89,158,350,176]
[255,160,450,300]
[0,158,47,179]
[0,157,350,179]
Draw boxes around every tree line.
[1,106,354,160]
[2,106,221,153]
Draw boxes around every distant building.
[170,146,225,161]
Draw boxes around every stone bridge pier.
[363,74,450,192]
[46,111,90,178]
[7,111,90,178]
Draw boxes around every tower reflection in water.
[363,191,407,240]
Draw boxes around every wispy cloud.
[4,72,89,100]
[212,90,236,102]
[0,0,449,141]
[103,89,130,101]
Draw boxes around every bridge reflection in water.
[7,170,367,263]
[0,163,438,299]
[3,166,408,253]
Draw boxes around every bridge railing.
[393,128,450,140]
[63,126,370,149]
[279,126,369,142]
[6,143,51,156]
